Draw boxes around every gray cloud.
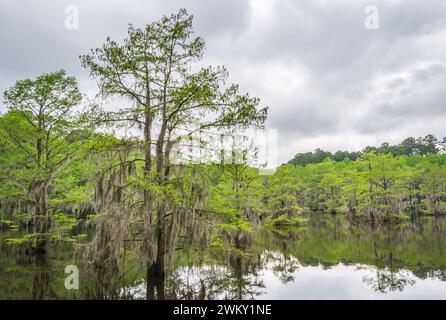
[1,0,446,163]
[0,0,250,90]
[355,63,446,133]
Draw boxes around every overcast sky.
[1,0,446,163]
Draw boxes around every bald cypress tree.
[2,70,82,253]
[81,9,267,291]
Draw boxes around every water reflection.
[130,252,267,300]
[363,268,416,293]
[1,215,446,299]
[127,254,446,300]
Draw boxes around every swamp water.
[1,214,446,299]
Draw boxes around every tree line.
[288,134,446,166]
[272,153,446,223]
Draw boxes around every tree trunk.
[154,205,166,276]
[35,182,48,254]
[147,119,168,279]
[143,109,154,264]
[146,207,166,300]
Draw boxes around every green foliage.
[267,164,305,217]
[5,233,48,245]
[210,235,224,253]
[267,214,306,228]
[4,212,81,245]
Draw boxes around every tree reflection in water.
[144,251,266,300]
[362,268,416,293]
[119,215,446,299]
[2,215,446,299]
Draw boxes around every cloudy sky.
[1,0,446,163]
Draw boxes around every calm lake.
[1,214,446,299]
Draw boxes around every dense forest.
[1,10,446,299]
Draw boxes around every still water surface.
[1,214,446,299]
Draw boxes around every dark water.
[1,214,446,299]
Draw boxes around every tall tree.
[80,9,267,289]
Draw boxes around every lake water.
[1,214,446,299]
